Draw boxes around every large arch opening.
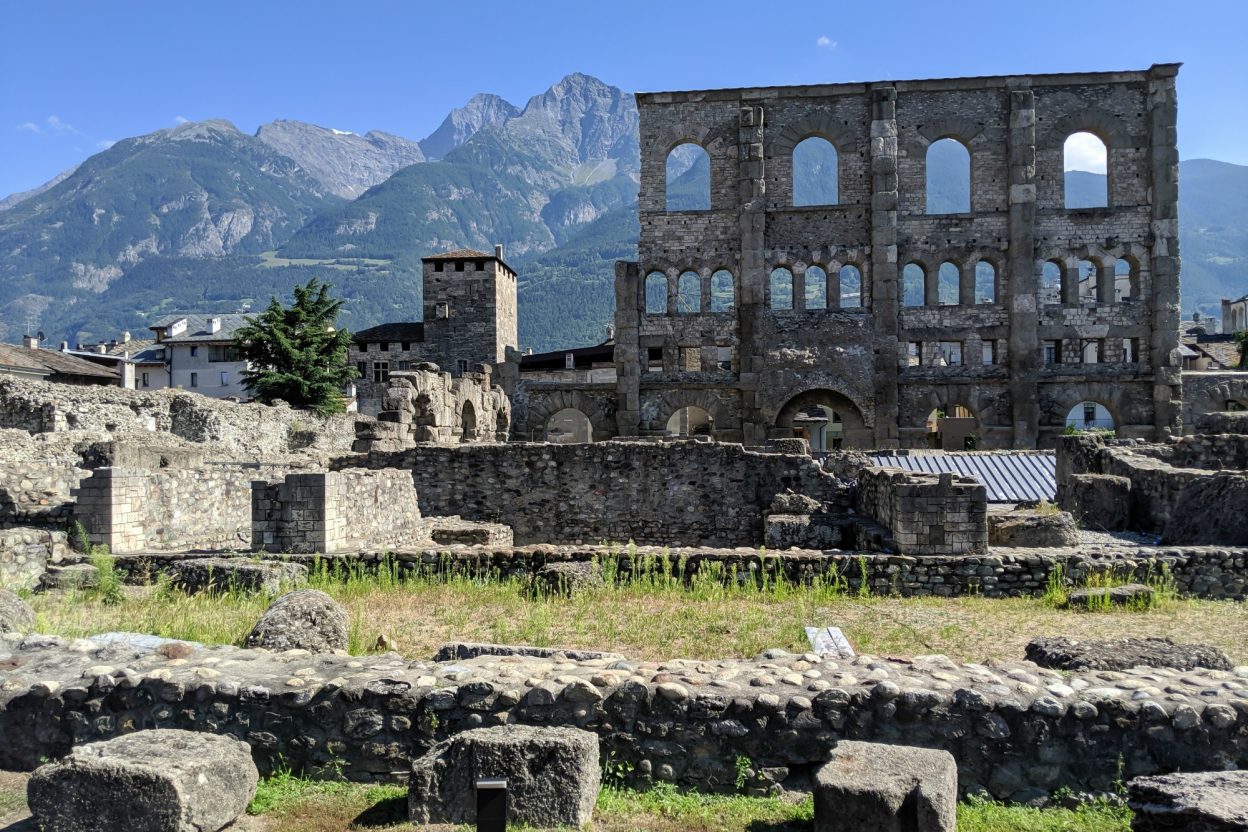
[770,267,794,311]
[710,269,735,312]
[975,261,996,304]
[645,271,668,315]
[676,271,701,314]
[804,266,827,310]
[460,400,477,443]
[793,136,839,206]
[839,265,863,308]
[666,143,710,211]
[926,138,971,214]
[666,405,714,438]
[1065,401,1114,433]
[545,408,593,444]
[902,263,925,307]
[774,389,870,449]
[1064,131,1108,208]
[1040,261,1063,305]
[937,261,959,306]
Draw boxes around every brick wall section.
[252,469,426,554]
[855,467,987,555]
[343,442,851,546]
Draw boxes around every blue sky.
[2,0,1245,197]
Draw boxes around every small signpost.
[476,777,507,832]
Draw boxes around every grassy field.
[25,556,1248,664]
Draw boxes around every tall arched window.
[666,143,711,211]
[938,262,959,306]
[793,137,839,206]
[645,271,668,314]
[902,263,925,307]
[710,269,734,312]
[676,271,701,314]
[1064,132,1108,208]
[1114,258,1135,302]
[926,138,971,214]
[770,268,794,311]
[804,266,827,310]
[975,261,996,304]
[839,265,862,308]
[1040,262,1063,305]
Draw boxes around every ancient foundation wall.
[74,465,292,554]
[342,442,852,546]
[855,467,987,555]
[0,528,68,590]
[0,463,85,527]
[251,469,427,554]
[2,634,1246,802]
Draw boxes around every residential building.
[149,314,251,399]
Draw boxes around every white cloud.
[174,115,189,124]
[1063,131,1107,174]
[15,122,42,134]
[96,139,116,150]
[46,115,77,135]
[816,35,837,48]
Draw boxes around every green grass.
[959,795,1130,832]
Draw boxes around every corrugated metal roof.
[868,451,1056,503]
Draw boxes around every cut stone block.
[244,589,348,653]
[1064,474,1131,531]
[27,728,258,832]
[814,740,956,832]
[1064,583,1154,609]
[987,509,1080,548]
[532,561,604,596]
[1128,769,1248,831]
[1026,636,1233,672]
[167,557,307,595]
[408,725,600,827]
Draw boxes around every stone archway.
[524,389,615,442]
[774,389,871,449]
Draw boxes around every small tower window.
[435,303,450,319]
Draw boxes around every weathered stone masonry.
[527,67,1182,449]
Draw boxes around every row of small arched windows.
[665,132,1110,213]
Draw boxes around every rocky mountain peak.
[255,120,426,199]
[419,93,521,161]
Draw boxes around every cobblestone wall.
[855,467,988,555]
[342,442,851,546]
[251,469,427,553]
[0,528,68,590]
[0,463,85,527]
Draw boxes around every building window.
[770,268,794,311]
[380,342,390,352]
[456,359,469,375]
[666,143,711,211]
[1082,339,1102,364]
[220,371,228,386]
[190,346,198,357]
[927,138,970,213]
[401,342,410,351]
[435,302,450,319]
[455,260,465,272]
[396,360,410,371]
[475,260,484,271]
[793,136,839,206]
[435,261,444,272]
[1122,338,1139,364]
[938,341,963,366]
[804,266,827,310]
[565,352,576,370]
[645,272,668,315]
[141,372,150,387]
[676,271,701,314]
[1064,131,1108,208]
[716,345,733,371]
[710,269,735,312]
[907,342,923,367]
[356,361,367,379]
[1043,341,1061,365]
[372,361,389,383]
[646,347,663,373]
[189,372,198,388]
[208,345,242,362]
[982,341,997,366]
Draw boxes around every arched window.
[1040,262,1063,305]
[770,268,794,311]
[902,263,925,307]
[804,266,827,310]
[938,262,959,306]
[1064,132,1108,208]
[460,400,477,443]
[1115,258,1135,302]
[666,405,714,437]
[1066,401,1114,432]
[666,143,711,211]
[710,269,734,312]
[975,261,996,304]
[645,271,668,314]
[839,265,862,308]
[546,408,593,444]
[1078,259,1098,302]
[927,138,971,214]
[793,137,839,206]
[676,271,701,314]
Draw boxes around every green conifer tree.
[234,278,356,415]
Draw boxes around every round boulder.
[532,561,604,597]
[0,588,34,634]
[244,589,348,653]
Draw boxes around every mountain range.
[0,73,1244,353]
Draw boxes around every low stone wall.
[108,544,1248,601]
[74,465,294,554]
[0,528,68,590]
[0,462,85,527]
[340,441,852,547]
[855,468,987,555]
[2,634,1246,802]
[251,469,427,553]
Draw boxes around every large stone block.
[987,508,1080,548]
[814,740,956,832]
[1064,474,1131,531]
[1161,473,1248,546]
[167,557,307,595]
[1026,636,1232,672]
[1128,769,1248,831]
[408,725,600,827]
[244,589,348,653]
[27,729,258,832]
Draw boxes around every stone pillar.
[72,467,147,554]
[737,102,768,445]
[1097,263,1117,304]
[869,85,901,446]
[1148,63,1183,438]
[1006,83,1039,447]
[613,260,641,436]
[959,262,977,306]
[924,265,939,307]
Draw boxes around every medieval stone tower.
[420,246,518,374]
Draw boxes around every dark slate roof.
[0,343,118,379]
[421,247,515,274]
[353,322,426,344]
[520,340,615,371]
[868,451,1056,503]
[153,313,251,344]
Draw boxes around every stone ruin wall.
[354,368,510,451]
[252,469,427,554]
[343,441,851,546]
[855,467,988,555]
[1181,371,1248,434]
[599,66,1183,450]
[0,528,68,590]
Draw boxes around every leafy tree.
[234,278,356,415]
